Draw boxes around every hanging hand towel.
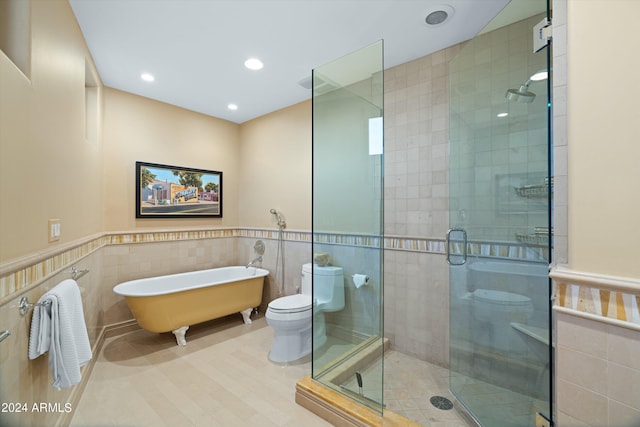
[28,279,92,390]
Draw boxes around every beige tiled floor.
[72,315,481,427]
[71,316,331,427]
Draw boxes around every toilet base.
[268,326,312,363]
[266,313,313,363]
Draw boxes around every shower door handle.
[446,228,467,265]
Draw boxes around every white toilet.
[265,263,344,363]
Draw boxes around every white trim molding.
[551,265,640,329]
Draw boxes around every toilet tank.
[302,263,344,312]
[301,263,313,296]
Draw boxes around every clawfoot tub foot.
[172,326,189,346]
[240,308,254,324]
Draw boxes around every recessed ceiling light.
[244,58,263,70]
[530,70,548,81]
[140,73,155,82]
[227,103,238,111]
[497,112,509,118]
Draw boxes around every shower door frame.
[310,40,385,413]
[447,1,554,425]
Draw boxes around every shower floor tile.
[348,350,470,426]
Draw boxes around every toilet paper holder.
[352,274,369,288]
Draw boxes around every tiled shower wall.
[383,11,548,366]
[383,43,463,367]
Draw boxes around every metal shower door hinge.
[533,17,552,52]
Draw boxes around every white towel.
[28,279,92,390]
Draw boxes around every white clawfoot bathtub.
[113,266,268,345]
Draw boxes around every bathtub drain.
[430,395,453,410]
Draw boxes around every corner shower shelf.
[514,177,554,199]
[515,184,548,198]
[515,233,549,245]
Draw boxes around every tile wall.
[0,249,103,427]
[552,267,640,425]
[556,312,640,425]
[0,228,310,427]
[382,42,462,366]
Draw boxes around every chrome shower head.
[270,208,286,228]
[505,81,536,103]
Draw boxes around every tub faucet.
[246,256,263,268]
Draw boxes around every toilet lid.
[471,289,531,305]
[268,294,312,313]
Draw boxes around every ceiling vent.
[424,5,454,26]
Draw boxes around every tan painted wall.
[238,101,312,230]
[567,0,640,277]
[0,0,103,263]
[102,88,240,231]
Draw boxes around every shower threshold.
[296,335,417,426]
[296,375,420,427]
[338,383,387,408]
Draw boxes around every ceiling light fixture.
[244,58,263,70]
[227,103,238,111]
[424,4,454,26]
[530,70,548,81]
[497,112,509,118]
[140,73,155,82]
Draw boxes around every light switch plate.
[48,219,61,242]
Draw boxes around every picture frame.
[136,161,222,218]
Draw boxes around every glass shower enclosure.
[448,1,552,426]
[311,41,385,412]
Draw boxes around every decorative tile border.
[0,228,312,304]
[314,232,382,248]
[467,241,549,261]
[551,266,640,329]
[236,228,312,243]
[384,236,445,253]
[105,228,236,244]
[383,234,548,262]
[0,235,108,305]
[0,226,550,304]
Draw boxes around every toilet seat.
[267,294,312,314]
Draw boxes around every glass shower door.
[448,1,552,426]
[311,41,385,412]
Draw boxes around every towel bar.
[67,266,89,280]
[18,266,88,316]
[18,296,51,316]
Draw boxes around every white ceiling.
[69,0,519,124]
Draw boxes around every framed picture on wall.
[136,161,223,218]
